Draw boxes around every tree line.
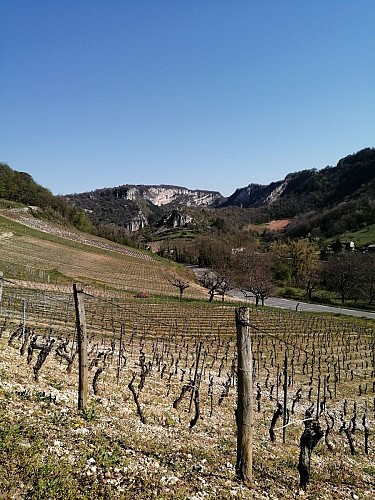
[0,163,92,232]
[163,235,375,308]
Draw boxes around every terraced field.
[0,212,206,299]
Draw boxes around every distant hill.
[3,148,375,243]
[217,148,375,238]
[63,148,375,240]
[223,148,375,213]
[0,163,92,232]
[64,184,225,232]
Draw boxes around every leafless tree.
[323,252,362,304]
[237,250,275,306]
[200,271,232,302]
[357,253,375,305]
[168,277,190,302]
[198,239,237,302]
[289,239,322,300]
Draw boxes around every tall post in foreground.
[235,306,253,486]
[73,283,88,411]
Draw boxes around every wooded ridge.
[2,147,375,241]
[62,147,375,239]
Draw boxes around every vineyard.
[0,212,374,498]
[0,278,374,499]
[0,212,205,299]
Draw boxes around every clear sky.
[1,1,374,197]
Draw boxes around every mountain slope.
[65,184,225,232]
[0,210,206,299]
[62,148,375,239]
[223,148,375,213]
[0,163,92,232]
[3,148,375,242]
[219,148,375,237]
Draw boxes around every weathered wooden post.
[189,341,203,413]
[0,272,14,324]
[73,283,88,411]
[22,299,26,342]
[235,306,253,486]
[0,271,4,315]
[283,352,288,443]
[117,321,125,384]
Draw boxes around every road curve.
[188,266,375,320]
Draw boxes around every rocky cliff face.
[64,148,375,235]
[120,185,225,207]
[126,211,148,232]
[65,184,224,232]
[221,180,285,208]
[160,210,193,228]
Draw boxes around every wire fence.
[1,280,374,449]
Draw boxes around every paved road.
[188,266,375,320]
[228,289,375,320]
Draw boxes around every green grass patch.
[337,222,375,247]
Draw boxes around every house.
[343,240,355,251]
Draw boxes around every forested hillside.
[61,148,375,241]
[2,148,375,245]
[284,149,375,237]
[0,163,92,232]
[227,148,375,238]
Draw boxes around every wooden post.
[117,322,125,384]
[189,341,202,413]
[235,306,253,486]
[283,352,288,444]
[22,299,26,342]
[73,283,88,411]
[0,271,3,315]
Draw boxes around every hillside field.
[0,211,206,300]
[0,210,374,499]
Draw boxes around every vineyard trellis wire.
[0,279,374,492]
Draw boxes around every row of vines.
[1,282,374,494]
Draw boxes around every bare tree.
[198,239,237,302]
[237,250,275,306]
[289,240,322,300]
[200,271,233,302]
[356,253,375,305]
[168,277,189,302]
[323,252,361,304]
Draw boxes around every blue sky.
[1,1,374,197]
